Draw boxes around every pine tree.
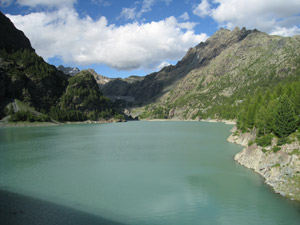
[255,106,268,136]
[274,95,298,138]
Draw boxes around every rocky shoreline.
[227,126,300,201]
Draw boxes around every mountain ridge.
[115,28,300,119]
[100,27,261,105]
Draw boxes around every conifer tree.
[274,95,298,137]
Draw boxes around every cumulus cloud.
[7,9,208,70]
[193,0,211,18]
[193,0,300,36]
[271,26,300,37]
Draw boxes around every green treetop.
[274,95,298,138]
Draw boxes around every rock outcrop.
[57,65,80,76]
[228,128,300,201]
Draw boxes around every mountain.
[57,65,80,76]
[101,27,259,105]
[101,27,300,119]
[84,69,113,89]
[0,12,122,122]
[0,11,68,118]
[60,70,109,112]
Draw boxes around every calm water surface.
[0,121,299,224]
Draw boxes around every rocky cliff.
[228,128,300,201]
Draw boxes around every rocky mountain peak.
[0,11,34,52]
[179,27,259,70]
[57,65,80,76]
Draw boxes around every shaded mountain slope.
[0,11,34,52]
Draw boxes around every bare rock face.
[57,65,80,76]
[227,127,256,146]
[231,130,300,201]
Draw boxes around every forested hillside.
[0,12,123,123]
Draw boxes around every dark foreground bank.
[0,190,127,225]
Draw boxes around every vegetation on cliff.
[0,12,124,123]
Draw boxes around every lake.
[0,121,299,225]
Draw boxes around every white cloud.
[7,9,208,70]
[16,0,76,8]
[193,0,300,36]
[271,26,300,37]
[179,12,190,21]
[120,7,137,20]
[157,61,171,70]
[193,0,211,18]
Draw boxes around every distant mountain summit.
[57,65,80,76]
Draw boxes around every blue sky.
[1,0,300,78]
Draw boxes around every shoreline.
[227,126,300,202]
[0,118,236,128]
[141,118,237,124]
[0,119,125,128]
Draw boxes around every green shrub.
[272,163,281,168]
[289,149,300,155]
[8,110,50,122]
[248,140,255,146]
[262,148,268,153]
[277,137,288,146]
[114,113,125,121]
[255,134,273,147]
[272,146,281,153]
[233,131,239,136]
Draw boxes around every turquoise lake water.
[0,121,299,224]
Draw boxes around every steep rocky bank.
[228,127,300,201]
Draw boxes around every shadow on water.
[0,190,128,225]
